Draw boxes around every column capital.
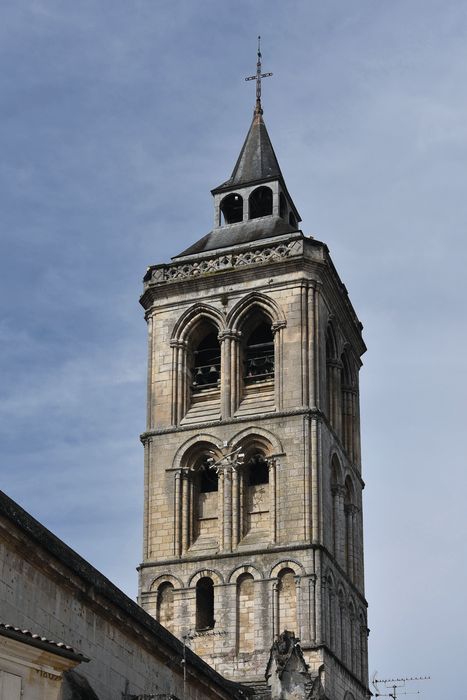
[218,329,241,342]
[344,503,359,516]
[169,339,187,349]
[331,484,346,497]
[327,358,343,370]
[271,319,287,334]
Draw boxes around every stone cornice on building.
[140,232,366,359]
[138,541,368,609]
[140,407,364,486]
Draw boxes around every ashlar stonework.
[139,99,370,700]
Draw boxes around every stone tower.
[139,76,369,700]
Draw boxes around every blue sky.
[1,2,466,698]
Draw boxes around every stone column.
[142,437,151,560]
[170,339,187,425]
[304,418,311,542]
[295,577,302,640]
[333,362,343,437]
[230,333,240,416]
[223,467,232,553]
[146,315,154,429]
[300,283,309,407]
[311,417,321,543]
[268,457,277,543]
[219,331,231,420]
[308,575,317,644]
[329,590,335,650]
[354,388,362,466]
[272,581,280,640]
[218,470,225,551]
[232,468,239,549]
[181,473,190,553]
[272,320,286,409]
[174,471,182,556]
[345,503,358,581]
[307,280,323,410]
[333,485,346,567]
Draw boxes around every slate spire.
[213,112,285,192]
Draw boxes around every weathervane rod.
[245,35,273,116]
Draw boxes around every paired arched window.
[171,297,284,423]
[330,459,359,584]
[325,324,360,464]
[324,576,367,681]
[196,577,215,630]
[249,186,273,219]
[220,193,243,224]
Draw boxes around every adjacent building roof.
[0,490,250,699]
[0,622,89,662]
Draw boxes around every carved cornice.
[145,238,304,287]
[141,407,325,441]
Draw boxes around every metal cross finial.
[245,35,273,117]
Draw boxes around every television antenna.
[372,672,430,699]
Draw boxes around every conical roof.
[212,112,284,193]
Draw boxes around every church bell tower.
[139,44,370,700]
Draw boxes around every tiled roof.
[0,622,89,662]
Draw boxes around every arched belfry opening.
[233,307,276,415]
[220,193,243,225]
[233,433,276,544]
[174,442,223,553]
[244,320,274,384]
[196,576,215,631]
[191,327,221,392]
[193,453,219,544]
[248,185,273,219]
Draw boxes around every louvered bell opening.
[192,332,221,390]
[244,322,274,383]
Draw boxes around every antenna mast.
[372,674,430,699]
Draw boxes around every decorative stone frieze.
[145,239,304,287]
